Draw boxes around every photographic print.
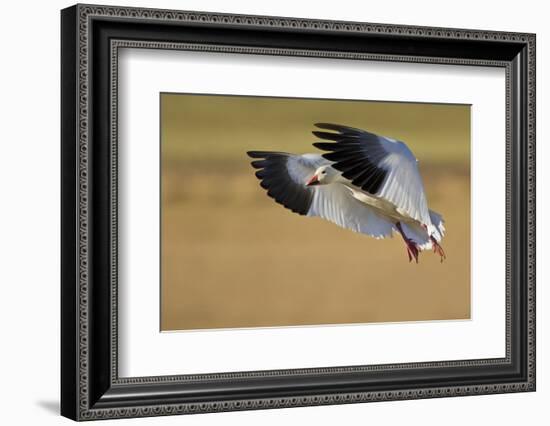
[160,93,471,331]
[61,6,535,418]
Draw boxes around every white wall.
[0,0,546,424]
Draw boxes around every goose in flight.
[247,123,446,263]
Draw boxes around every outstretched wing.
[312,123,432,227]
[247,151,395,239]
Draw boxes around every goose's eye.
[322,171,327,174]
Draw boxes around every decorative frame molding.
[61,3,535,421]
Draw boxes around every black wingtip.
[314,122,339,131]
[247,151,266,159]
[311,130,343,141]
[314,123,363,135]
[315,122,334,128]
[247,150,290,159]
[251,160,267,169]
[312,142,338,151]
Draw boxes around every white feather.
[308,184,395,239]
[376,138,432,226]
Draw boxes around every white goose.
[247,123,446,263]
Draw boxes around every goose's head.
[306,165,338,186]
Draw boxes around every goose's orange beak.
[306,175,319,186]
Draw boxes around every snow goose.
[247,123,446,263]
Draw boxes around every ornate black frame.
[61,3,536,421]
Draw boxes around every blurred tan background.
[160,93,471,331]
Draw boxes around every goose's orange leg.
[430,236,446,262]
[396,222,419,263]
[420,224,446,263]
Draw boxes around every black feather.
[323,150,368,162]
[311,131,347,141]
[246,150,314,216]
[314,123,364,135]
[311,124,389,195]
